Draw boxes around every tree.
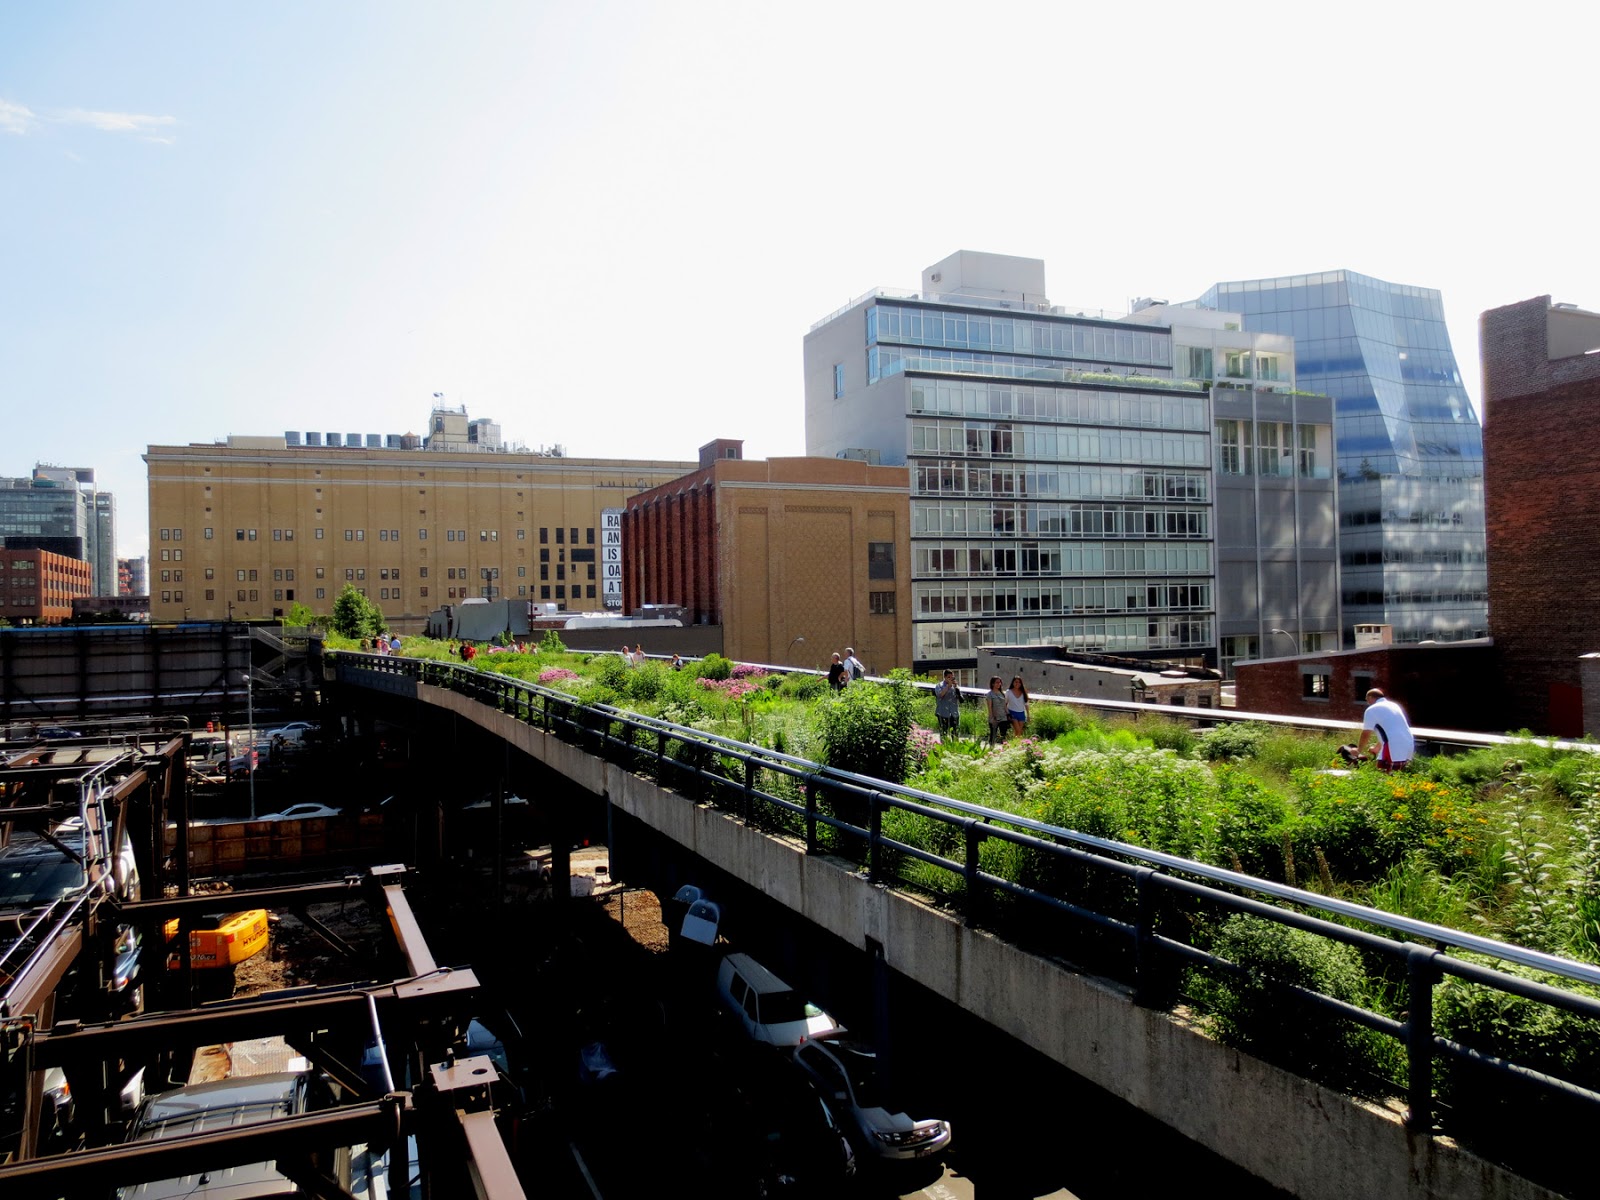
[283,601,317,628]
[331,585,379,639]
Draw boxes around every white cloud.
[54,108,176,135]
[0,99,36,134]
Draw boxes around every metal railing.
[337,652,1600,1173]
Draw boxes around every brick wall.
[1483,297,1600,734]
[1234,643,1497,730]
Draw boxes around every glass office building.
[1198,272,1486,644]
[807,253,1215,678]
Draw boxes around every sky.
[3,2,1595,562]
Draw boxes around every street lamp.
[240,671,255,819]
[786,635,806,664]
[1269,628,1298,657]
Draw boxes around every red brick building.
[0,548,94,625]
[1233,640,1496,730]
[1482,296,1600,736]
[622,440,912,671]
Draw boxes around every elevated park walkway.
[334,651,1600,1200]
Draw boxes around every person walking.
[933,670,962,741]
[844,648,866,681]
[1006,676,1030,738]
[828,653,849,692]
[1357,688,1415,771]
[984,676,1009,744]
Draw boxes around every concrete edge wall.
[419,684,1559,1200]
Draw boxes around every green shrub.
[626,661,668,703]
[538,628,567,654]
[593,654,629,690]
[780,672,827,701]
[1141,715,1197,756]
[1195,722,1270,762]
[697,653,734,682]
[815,673,916,783]
[1028,702,1081,741]
[1434,962,1600,1167]
[1188,914,1394,1090]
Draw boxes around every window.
[586,585,596,599]
[345,530,354,541]
[540,528,548,544]
[1353,673,1376,702]
[315,528,324,539]
[249,589,258,601]
[173,549,182,561]
[274,589,283,601]
[541,586,550,599]
[870,590,896,614]
[447,529,455,541]
[160,528,170,541]
[517,529,525,540]
[248,570,257,581]
[274,569,284,581]
[160,550,170,562]
[205,589,215,601]
[540,565,548,581]
[556,565,565,580]
[237,589,247,601]
[539,549,549,562]
[586,527,595,544]
[556,527,564,544]
[419,567,428,578]
[379,529,388,541]
[555,585,565,599]
[346,569,355,581]
[868,542,895,580]
[390,529,398,540]
[419,586,428,597]
[315,567,324,579]
[204,527,213,539]
[204,568,215,580]
[274,529,282,541]
[161,590,171,603]
[236,529,245,541]
[419,528,427,540]
[316,588,326,599]
[517,566,526,577]
[248,529,257,541]
[356,529,364,541]
[456,530,465,541]
[161,570,171,582]
[236,570,247,581]
[834,363,845,399]
[1302,670,1330,700]
[570,527,577,545]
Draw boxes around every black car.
[707,1047,856,1197]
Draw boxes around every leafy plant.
[1188,914,1395,1090]
[697,653,734,682]
[539,628,567,654]
[815,672,916,783]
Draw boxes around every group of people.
[827,648,867,691]
[359,633,402,655]
[618,646,686,670]
[930,671,1030,744]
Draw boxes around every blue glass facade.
[1200,272,1486,644]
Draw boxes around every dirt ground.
[598,886,670,953]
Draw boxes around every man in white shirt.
[1357,688,1415,771]
[843,648,865,681]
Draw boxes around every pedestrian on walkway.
[984,677,1009,744]
[1006,676,1030,738]
[934,670,961,741]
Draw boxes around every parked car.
[707,1044,856,1196]
[261,803,342,821]
[34,725,83,739]
[715,953,842,1047]
[792,1037,952,1162]
[262,722,317,745]
[115,1070,332,1199]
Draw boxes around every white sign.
[601,508,623,608]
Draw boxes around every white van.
[715,952,842,1047]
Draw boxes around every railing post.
[1406,943,1439,1134]
[962,819,983,927]
[656,730,668,783]
[804,780,818,853]
[743,759,756,825]
[1133,867,1157,1006]
[867,792,883,884]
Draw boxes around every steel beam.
[113,877,367,921]
[32,968,478,1069]
[429,1054,527,1200]
[0,1098,404,1199]
[373,865,436,977]
[0,923,84,1022]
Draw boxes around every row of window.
[913,501,1216,547]
[166,525,599,545]
[907,380,1206,430]
[914,615,1215,660]
[1342,548,1486,566]
[914,579,1212,618]
[1341,509,1470,527]
[871,303,1173,368]
[1215,420,1332,478]
[1344,589,1489,607]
